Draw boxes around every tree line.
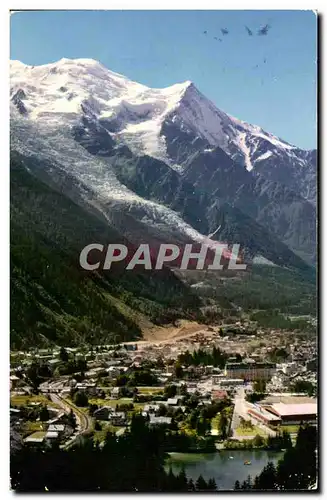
[11,414,217,492]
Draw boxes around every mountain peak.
[181,79,194,90]
[58,57,100,65]
[10,58,315,188]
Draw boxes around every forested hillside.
[10,156,316,349]
[10,157,200,349]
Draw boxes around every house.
[61,387,71,396]
[143,404,160,414]
[167,398,181,406]
[45,431,59,440]
[85,367,105,378]
[10,375,20,389]
[48,424,65,434]
[75,382,97,396]
[158,376,170,384]
[198,399,212,406]
[211,389,228,401]
[24,432,46,445]
[280,363,298,375]
[10,408,21,418]
[185,382,197,389]
[123,344,138,351]
[108,412,127,426]
[46,410,65,424]
[47,358,61,368]
[149,416,172,426]
[94,406,113,421]
[105,360,122,367]
[106,366,121,378]
[186,387,199,394]
[111,387,120,399]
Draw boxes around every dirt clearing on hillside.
[132,320,211,345]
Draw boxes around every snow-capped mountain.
[10,115,221,251]
[10,58,316,267]
[10,58,192,165]
[10,58,316,205]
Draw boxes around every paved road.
[230,387,276,439]
[231,387,246,437]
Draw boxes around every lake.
[165,449,284,491]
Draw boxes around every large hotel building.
[225,361,276,381]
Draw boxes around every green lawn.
[25,431,47,440]
[137,387,164,395]
[211,408,233,433]
[21,421,46,437]
[278,425,301,434]
[178,422,197,437]
[66,397,146,418]
[93,423,125,443]
[10,394,59,408]
[235,425,266,437]
[88,397,145,411]
[211,415,220,431]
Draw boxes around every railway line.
[50,393,93,449]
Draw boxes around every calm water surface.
[165,450,284,490]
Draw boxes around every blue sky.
[10,10,317,149]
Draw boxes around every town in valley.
[10,319,317,474]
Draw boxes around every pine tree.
[282,430,292,449]
[39,405,49,422]
[195,474,207,491]
[188,478,196,491]
[246,475,252,489]
[207,477,217,491]
[174,361,183,379]
[177,468,188,491]
[234,480,241,490]
[59,346,69,362]
[73,391,88,407]
[257,462,277,490]
[219,410,228,439]
[253,475,260,489]
[241,480,248,490]
[67,409,77,430]
[94,421,102,431]
[241,475,252,490]
[253,433,264,447]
